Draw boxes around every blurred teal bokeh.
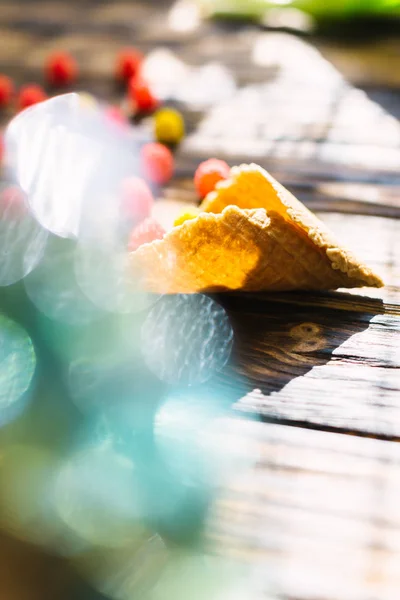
[0,92,259,600]
[0,314,36,427]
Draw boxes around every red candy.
[120,176,154,222]
[194,158,230,198]
[104,105,129,131]
[129,78,159,114]
[0,75,14,108]
[141,143,174,185]
[18,84,47,111]
[128,217,165,252]
[46,52,77,87]
[0,186,27,219]
[116,48,143,83]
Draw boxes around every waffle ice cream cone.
[130,164,383,294]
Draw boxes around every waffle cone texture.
[130,164,383,294]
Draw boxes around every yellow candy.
[78,92,97,109]
[154,108,185,145]
[174,210,199,227]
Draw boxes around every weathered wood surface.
[212,420,400,600]
[217,213,400,438]
[0,1,400,599]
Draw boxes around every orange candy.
[194,159,230,198]
[141,143,174,185]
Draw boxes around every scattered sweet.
[18,84,47,111]
[173,210,199,227]
[116,48,143,83]
[154,107,185,145]
[129,78,159,114]
[141,142,174,185]
[128,217,165,252]
[0,75,14,108]
[194,158,230,198]
[45,52,78,87]
[104,105,129,130]
[78,92,97,109]
[120,176,154,222]
[0,185,27,219]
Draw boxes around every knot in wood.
[289,322,322,341]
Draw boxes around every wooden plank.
[210,419,400,600]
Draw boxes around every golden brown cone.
[130,164,383,294]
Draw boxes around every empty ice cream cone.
[129,164,383,294]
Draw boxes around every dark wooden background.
[0,1,400,599]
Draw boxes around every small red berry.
[194,159,230,198]
[0,75,14,108]
[18,84,47,111]
[45,51,77,87]
[129,78,159,114]
[120,176,153,222]
[128,217,165,252]
[141,142,174,185]
[116,48,143,83]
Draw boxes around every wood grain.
[211,419,400,600]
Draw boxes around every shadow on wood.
[214,291,385,415]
